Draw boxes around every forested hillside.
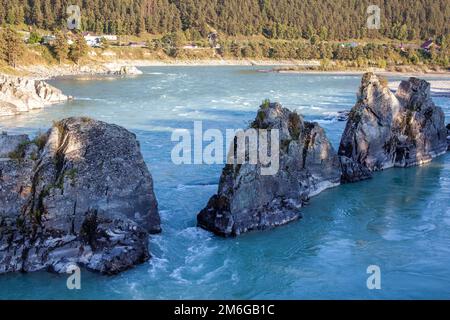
[0,0,448,40]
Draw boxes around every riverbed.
[1,66,449,299]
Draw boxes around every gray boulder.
[339,73,447,180]
[197,102,341,237]
[0,117,160,274]
[0,133,30,158]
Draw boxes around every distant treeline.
[0,0,448,40]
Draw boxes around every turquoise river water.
[0,67,449,299]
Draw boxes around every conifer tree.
[1,27,25,67]
[69,33,88,64]
[53,31,69,63]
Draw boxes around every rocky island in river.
[0,117,160,274]
[0,72,448,275]
[198,73,449,237]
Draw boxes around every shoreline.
[11,58,450,80]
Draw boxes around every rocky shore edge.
[0,74,71,117]
[0,65,144,117]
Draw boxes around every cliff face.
[447,123,450,150]
[197,102,341,237]
[0,118,160,274]
[0,75,69,117]
[339,73,448,179]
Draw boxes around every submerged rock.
[339,73,447,181]
[197,102,341,237]
[0,117,160,274]
[0,75,70,117]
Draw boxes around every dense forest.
[0,0,448,40]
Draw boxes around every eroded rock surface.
[0,117,160,274]
[198,74,448,237]
[0,75,70,117]
[107,65,143,76]
[446,123,450,151]
[339,73,447,181]
[197,102,341,236]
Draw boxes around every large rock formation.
[0,75,70,117]
[197,102,341,237]
[0,118,160,274]
[339,73,448,180]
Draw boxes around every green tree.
[42,0,54,29]
[0,0,447,40]
[0,28,25,67]
[69,34,89,64]
[31,0,44,28]
[161,32,185,57]
[53,32,69,63]
[0,31,5,62]
[398,25,408,41]
[28,32,42,44]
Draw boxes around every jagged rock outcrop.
[0,75,70,117]
[0,118,160,274]
[339,155,372,183]
[197,102,341,237]
[106,65,143,76]
[339,73,448,181]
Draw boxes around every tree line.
[0,27,88,66]
[0,0,448,40]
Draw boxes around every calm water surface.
[0,67,449,299]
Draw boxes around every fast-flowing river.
[1,66,449,299]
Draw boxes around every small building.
[82,32,118,47]
[83,33,102,47]
[420,39,440,52]
[42,35,56,45]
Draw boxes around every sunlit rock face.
[198,102,341,237]
[0,118,160,274]
[0,75,69,117]
[339,73,447,181]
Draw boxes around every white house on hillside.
[102,35,118,41]
[82,32,118,47]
